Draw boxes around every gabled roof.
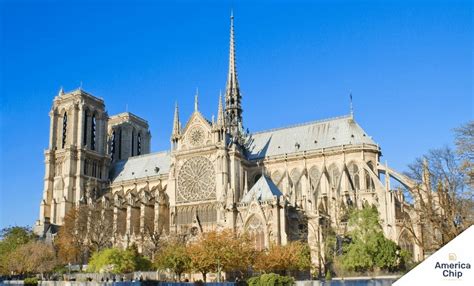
[240,175,283,203]
[110,151,170,183]
[245,115,377,160]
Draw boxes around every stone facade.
[35,15,426,269]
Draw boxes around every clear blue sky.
[0,0,472,229]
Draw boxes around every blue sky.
[0,0,472,229]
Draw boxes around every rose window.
[177,156,216,202]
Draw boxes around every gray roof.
[241,175,283,203]
[245,115,376,160]
[110,151,170,183]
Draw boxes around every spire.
[194,88,199,112]
[217,91,225,126]
[58,86,65,97]
[225,11,243,139]
[227,11,239,91]
[172,102,180,137]
[349,92,354,118]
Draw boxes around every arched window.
[348,163,360,190]
[328,165,340,189]
[90,114,96,150]
[137,132,142,155]
[62,112,67,148]
[246,216,265,251]
[271,170,283,191]
[290,169,302,202]
[111,130,116,160]
[365,161,375,190]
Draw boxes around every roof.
[110,151,170,183]
[245,115,376,160]
[240,175,283,203]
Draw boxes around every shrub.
[24,277,38,286]
[247,273,294,286]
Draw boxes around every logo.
[434,253,471,279]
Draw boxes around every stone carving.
[177,156,215,202]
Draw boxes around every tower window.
[83,110,88,146]
[62,112,67,148]
[118,129,122,160]
[91,114,96,150]
[111,130,116,160]
[137,132,142,155]
[131,129,135,157]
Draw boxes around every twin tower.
[35,14,243,234]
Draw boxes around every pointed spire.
[217,91,225,126]
[225,11,243,139]
[172,102,180,137]
[227,11,239,91]
[194,88,199,112]
[58,86,65,97]
[349,91,354,118]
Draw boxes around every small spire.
[58,86,65,96]
[349,91,354,118]
[217,91,225,126]
[172,102,180,137]
[194,88,199,112]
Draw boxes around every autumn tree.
[55,203,113,265]
[154,237,191,281]
[6,241,58,277]
[0,226,36,275]
[187,230,255,281]
[253,241,311,275]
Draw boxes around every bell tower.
[35,88,111,236]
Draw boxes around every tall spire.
[225,11,243,139]
[227,11,239,91]
[217,91,225,127]
[172,102,180,137]
[58,86,65,97]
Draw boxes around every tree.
[341,206,404,272]
[154,238,191,281]
[404,146,473,253]
[55,204,113,265]
[253,241,311,275]
[5,241,58,277]
[187,230,255,281]
[87,246,151,274]
[0,226,36,275]
[454,121,474,188]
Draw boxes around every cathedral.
[34,15,425,269]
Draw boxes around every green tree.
[87,247,151,274]
[341,206,403,272]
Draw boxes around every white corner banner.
[394,226,473,286]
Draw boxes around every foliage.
[56,204,114,265]
[341,206,405,272]
[253,241,311,274]
[325,270,332,280]
[247,273,294,286]
[0,226,36,274]
[24,277,38,286]
[188,230,255,281]
[87,247,151,274]
[154,239,191,280]
[6,241,58,275]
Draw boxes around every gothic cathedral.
[35,14,424,268]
